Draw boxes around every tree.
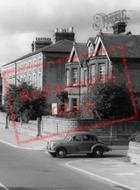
[81,83,134,120]
[4,82,49,122]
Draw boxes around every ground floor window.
[72,98,78,111]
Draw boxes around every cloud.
[0,0,140,67]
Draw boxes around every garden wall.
[127,141,140,165]
[42,116,140,145]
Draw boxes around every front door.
[81,134,95,152]
[70,135,83,153]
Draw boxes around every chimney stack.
[31,37,52,52]
[112,22,127,34]
[53,27,75,43]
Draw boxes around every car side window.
[72,135,82,141]
[83,135,91,141]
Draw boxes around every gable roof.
[68,42,88,63]
[88,37,96,45]
[3,39,73,66]
[100,34,140,58]
[74,43,88,61]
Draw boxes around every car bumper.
[45,145,56,153]
[46,149,56,153]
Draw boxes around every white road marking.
[0,183,9,190]
[115,173,136,176]
[65,161,138,190]
[0,140,17,148]
[0,140,44,150]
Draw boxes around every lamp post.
[5,113,9,129]
[37,117,41,137]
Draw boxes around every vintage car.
[45,131,111,158]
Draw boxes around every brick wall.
[42,116,140,145]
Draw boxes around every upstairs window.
[29,75,31,85]
[38,72,42,89]
[29,61,31,70]
[99,63,105,82]
[33,73,37,87]
[72,68,78,85]
[66,69,70,85]
[91,64,95,83]
[84,70,87,85]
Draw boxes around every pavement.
[0,111,140,190]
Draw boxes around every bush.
[57,110,81,119]
[3,82,48,122]
[129,132,140,143]
[82,83,134,120]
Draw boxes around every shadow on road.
[49,154,127,159]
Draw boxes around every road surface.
[0,142,120,190]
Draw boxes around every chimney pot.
[112,22,127,34]
[31,37,52,51]
[55,28,58,33]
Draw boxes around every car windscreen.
[64,134,72,141]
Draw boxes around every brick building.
[64,22,140,112]
[1,27,75,105]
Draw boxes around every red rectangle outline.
[2,46,138,144]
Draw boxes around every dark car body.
[45,131,111,158]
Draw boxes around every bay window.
[66,69,70,85]
[91,64,95,83]
[99,63,105,82]
[72,68,78,85]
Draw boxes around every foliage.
[129,132,140,143]
[58,110,81,119]
[81,83,134,120]
[56,90,68,105]
[0,104,5,112]
[4,82,49,122]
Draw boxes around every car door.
[81,134,96,152]
[69,135,84,153]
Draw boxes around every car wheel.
[56,148,66,158]
[50,153,56,157]
[93,147,103,157]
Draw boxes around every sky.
[0,0,140,67]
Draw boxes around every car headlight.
[50,142,54,149]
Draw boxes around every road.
[0,142,121,190]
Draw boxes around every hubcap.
[96,150,101,155]
[59,151,64,156]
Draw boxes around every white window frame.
[38,72,42,89]
[72,68,78,85]
[84,69,87,85]
[66,69,70,85]
[99,63,106,82]
[72,98,78,111]
[91,64,95,83]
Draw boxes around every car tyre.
[56,148,66,158]
[93,147,103,157]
